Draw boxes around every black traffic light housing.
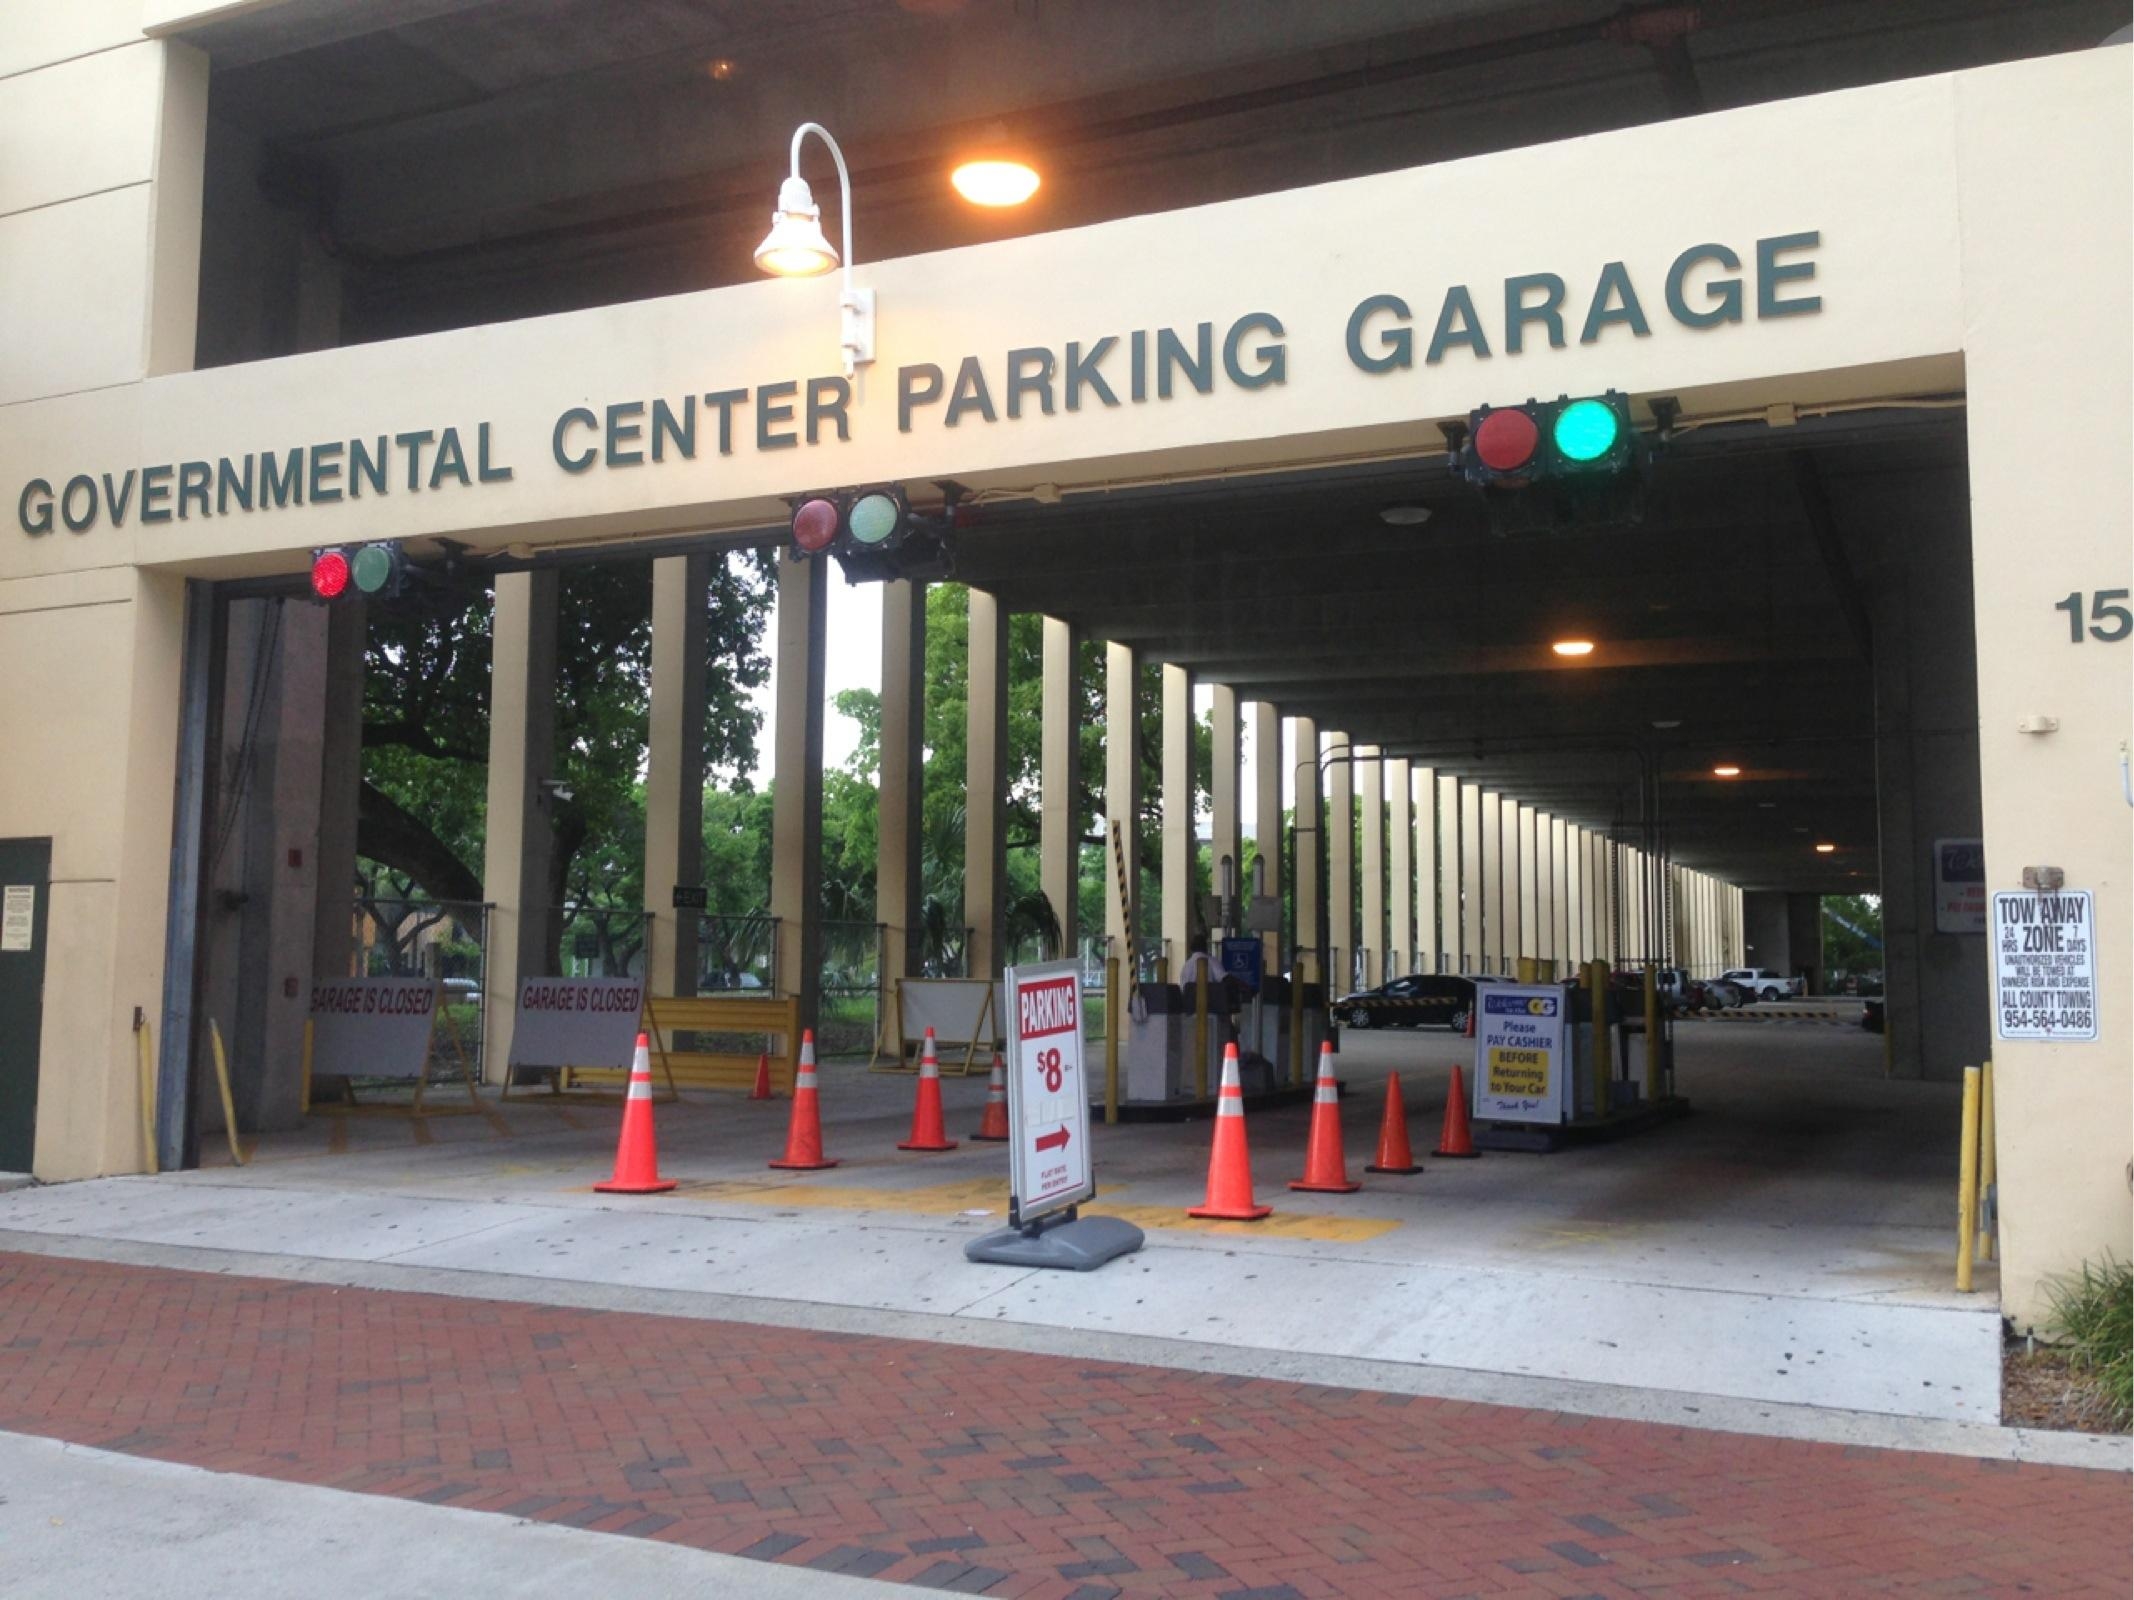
[309,540,407,601]
[786,483,955,582]
[1449,389,1652,536]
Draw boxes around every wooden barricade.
[568,994,802,1095]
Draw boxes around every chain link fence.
[696,911,778,993]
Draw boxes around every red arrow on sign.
[1034,1126,1071,1153]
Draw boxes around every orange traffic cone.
[1434,1063,1480,1158]
[594,1033,676,1194]
[972,1051,1010,1141]
[769,1030,837,1171]
[1188,1044,1272,1220]
[1364,1071,1423,1175]
[898,1027,959,1151]
[749,1049,772,1101]
[1291,1041,1361,1193]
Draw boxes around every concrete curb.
[3,1226,2124,1475]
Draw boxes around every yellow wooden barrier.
[583,994,803,1095]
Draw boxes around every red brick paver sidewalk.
[0,1252,2124,1598]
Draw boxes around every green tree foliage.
[357,555,774,967]
[1820,893,1883,978]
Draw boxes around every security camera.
[538,778,574,804]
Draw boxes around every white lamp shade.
[754,175,838,277]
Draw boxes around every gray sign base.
[963,1211,1145,1271]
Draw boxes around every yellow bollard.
[1642,963,1662,1105]
[1104,955,1120,1125]
[1193,964,1210,1101]
[1585,959,1612,1121]
[1978,1058,1997,1263]
[133,1014,158,1176]
[209,1017,247,1168]
[1956,1064,1981,1292]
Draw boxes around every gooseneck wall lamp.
[754,122,875,377]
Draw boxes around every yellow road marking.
[1106,1204,1400,1243]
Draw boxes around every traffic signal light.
[1453,390,1646,533]
[787,485,950,581]
[310,541,405,601]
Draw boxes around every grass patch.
[2042,1254,2132,1431]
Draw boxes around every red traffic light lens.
[310,549,350,599]
[1473,408,1539,472]
[792,497,839,553]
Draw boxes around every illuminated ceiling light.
[1712,764,1742,777]
[1814,842,1838,854]
[754,176,839,277]
[951,124,1040,206]
[1378,505,1432,526]
[707,57,737,80]
[756,122,874,375]
[1551,639,1596,658]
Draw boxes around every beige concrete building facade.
[0,6,2126,1328]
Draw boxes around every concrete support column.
[644,554,708,997]
[877,581,926,981]
[1460,783,1484,973]
[1516,803,1537,963]
[1386,758,1411,978]
[1290,717,1320,981]
[1357,745,1383,987]
[1039,616,1081,961]
[1159,664,1194,971]
[770,552,826,1022]
[965,588,1010,978]
[1412,766,1438,974]
[1479,792,1503,974]
[1547,815,1567,971]
[1250,702,1282,971]
[1327,733,1353,986]
[483,570,560,1078]
[1497,796,1519,969]
[1566,825,1585,965]
[1437,775,1460,972]
[1210,683,1242,929]
[311,599,365,981]
[1104,642,1140,965]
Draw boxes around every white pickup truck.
[1719,967,1805,1001]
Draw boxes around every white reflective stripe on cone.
[796,1071,818,1089]
[1314,1080,1338,1103]
[628,1074,653,1100]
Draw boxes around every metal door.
[0,838,52,1171]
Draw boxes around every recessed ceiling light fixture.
[1378,505,1432,526]
[1552,639,1596,658]
[1814,841,1838,853]
[1712,764,1742,777]
[951,124,1041,207]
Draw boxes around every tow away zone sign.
[1004,959,1092,1224]
[1992,890,2097,1041]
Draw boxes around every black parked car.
[1331,974,1477,1033]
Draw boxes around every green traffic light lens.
[847,492,900,545]
[350,544,395,593]
[1552,398,1622,463]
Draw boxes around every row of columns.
[479,560,1749,1068]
